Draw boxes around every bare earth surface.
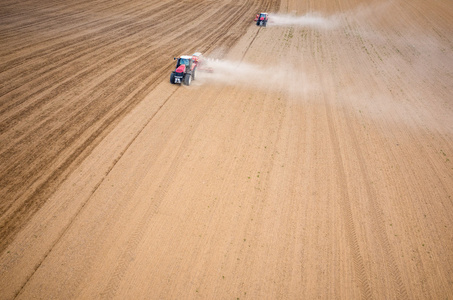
[1,0,453,299]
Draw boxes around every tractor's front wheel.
[184,73,191,86]
[192,67,196,80]
[170,72,176,84]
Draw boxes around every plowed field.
[1,0,452,299]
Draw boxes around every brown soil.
[1,0,452,299]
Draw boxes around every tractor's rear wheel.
[192,68,196,80]
[184,74,191,86]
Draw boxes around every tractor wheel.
[192,67,196,80]
[170,72,176,84]
[184,73,191,86]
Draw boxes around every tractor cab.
[175,56,193,70]
[259,13,268,20]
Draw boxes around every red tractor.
[170,55,197,85]
[255,12,269,27]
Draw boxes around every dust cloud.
[196,58,313,96]
[268,13,340,29]
[267,1,393,29]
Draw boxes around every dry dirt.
[1,0,453,299]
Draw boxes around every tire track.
[323,92,373,300]
[334,4,446,299]
[308,30,373,299]
[340,101,409,299]
[241,27,261,62]
[330,16,409,298]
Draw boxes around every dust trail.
[267,1,393,29]
[196,58,313,96]
[268,13,340,29]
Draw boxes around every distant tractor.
[255,12,269,27]
[170,55,197,86]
